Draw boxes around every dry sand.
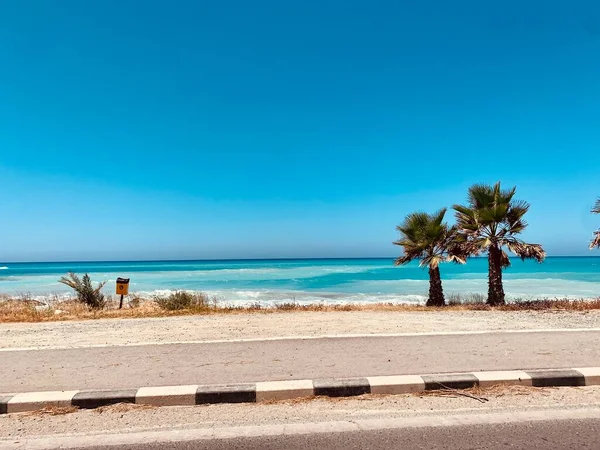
[2,309,600,350]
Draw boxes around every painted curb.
[1,367,598,414]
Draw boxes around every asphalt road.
[67,419,600,450]
[2,330,600,392]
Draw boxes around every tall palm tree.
[591,198,600,249]
[453,182,546,306]
[393,208,464,307]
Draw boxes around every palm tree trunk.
[427,266,445,307]
[487,245,505,305]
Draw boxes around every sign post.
[116,278,130,309]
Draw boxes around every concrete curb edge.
[2,367,599,414]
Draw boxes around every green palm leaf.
[453,182,545,305]
[394,208,466,307]
[58,272,107,309]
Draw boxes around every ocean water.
[0,257,599,305]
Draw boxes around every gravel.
[2,310,600,350]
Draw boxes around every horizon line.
[1,255,599,265]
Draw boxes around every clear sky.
[0,0,599,261]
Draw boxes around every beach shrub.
[154,291,211,311]
[447,293,486,306]
[58,272,107,309]
[128,293,142,309]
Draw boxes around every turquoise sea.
[0,257,599,304]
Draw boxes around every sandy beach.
[2,309,600,350]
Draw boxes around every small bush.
[128,293,142,309]
[154,291,212,311]
[501,298,600,311]
[58,272,106,309]
[274,302,301,311]
[447,292,487,307]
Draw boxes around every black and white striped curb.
[2,367,599,414]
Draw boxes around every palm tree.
[393,208,464,307]
[58,272,107,309]
[453,182,546,306]
[591,198,600,249]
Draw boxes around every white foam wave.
[195,268,279,275]
[343,278,600,299]
[87,288,427,306]
[189,265,378,276]
[2,282,598,307]
[0,267,8,270]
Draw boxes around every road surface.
[5,406,600,450]
[3,384,600,449]
[77,419,600,450]
[1,330,600,392]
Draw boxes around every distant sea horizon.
[2,255,599,264]
[1,256,599,304]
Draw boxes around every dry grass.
[261,396,318,406]
[94,403,157,414]
[415,384,552,400]
[1,292,600,324]
[465,384,554,398]
[266,384,553,406]
[23,405,79,416]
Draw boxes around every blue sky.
[0,0,599,261]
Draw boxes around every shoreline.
[5,290,600,306]
[1,294,600,324]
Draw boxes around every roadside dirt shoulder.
[2,310,600,350]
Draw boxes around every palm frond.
[57,272,106,309]
[506,241,546,263]
[394,255,413,266]
[490,202,510,224]
[478,207,502,226]
[447,234,486,260]
[467,183,495,210]
[590,198,600,249]
[428,253,455,268]
[452,204,479,232]
[446,254,467,264]
[505,200,530,235]
[432,208,447,226]
[591,230,600,249]
[500,250,511,268]
[496,182,516,204]
[58,272,82,290]
[503,218,527,237]
[394,209,454,269]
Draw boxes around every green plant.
[393,208,465,307]
[447,292,487,306]
[591,198,600,249]
[58,272,107,309]
[453,182,546,306]
[154,291,211,311]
